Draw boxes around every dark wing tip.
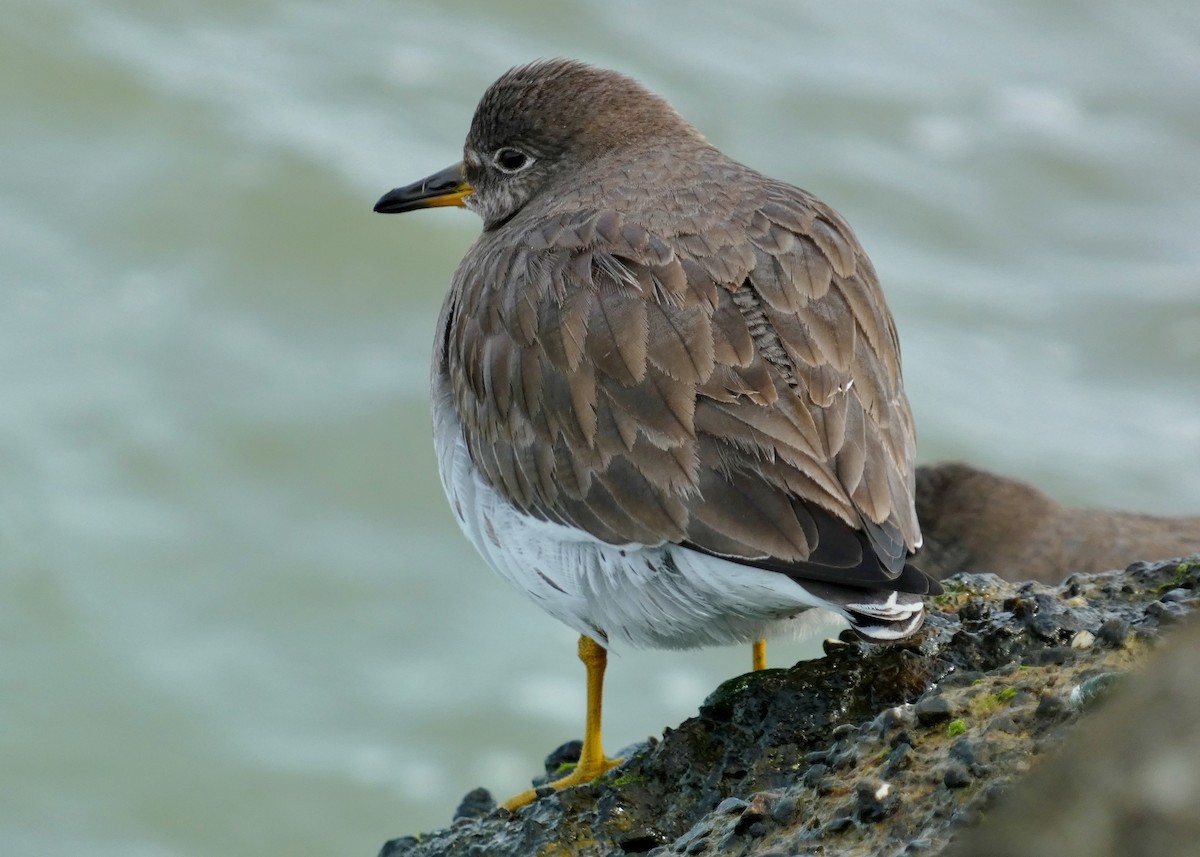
[681,502,942,597]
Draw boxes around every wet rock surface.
[377,555,1200,857]
[941,592,1200,857]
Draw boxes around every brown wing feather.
[445,166,921,587]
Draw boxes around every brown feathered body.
[427,60,937,649]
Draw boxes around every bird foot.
[500,754,624,811]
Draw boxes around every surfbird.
[373,58,940,809]
[915,461,1200,583]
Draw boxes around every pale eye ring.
[493,147,532,173]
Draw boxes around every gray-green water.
[4,1,1199,854]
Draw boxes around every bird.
[915,461,1200,583]
[373,58,941,810]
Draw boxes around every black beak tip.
[373,189,405,214]
[372,163,469,215]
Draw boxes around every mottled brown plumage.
[433,60,925,588]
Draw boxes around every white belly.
[432,381,841,651]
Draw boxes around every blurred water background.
[3,1,1199,854]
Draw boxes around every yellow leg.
[501,635,623,810]
[752,638,767,671]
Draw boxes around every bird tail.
[795,575,929,642]
[840,591,926,641]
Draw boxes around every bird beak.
[373,162,474,213]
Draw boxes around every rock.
[941,607,1200,857]
[1095,617,1129,648]
[374,555,1200,857]
[943,763,972,789]
[450,787,494,821]
[800,762,829,790]
[948,738,976,766]
[883,742,913,777]
[715,797,749,815]
[732,792,775,836]
[1034,693,1067,724]
[914,696,957,725]
[853,779,899,822]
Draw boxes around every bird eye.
[493,147,532,173]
